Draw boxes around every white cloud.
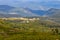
[9,12,17,14]
[0,0,60,9]
[39,6,50,10]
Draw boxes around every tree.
[55,28,59,34]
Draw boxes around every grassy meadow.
[0,19,60,40]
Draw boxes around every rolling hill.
[46,8,60,23]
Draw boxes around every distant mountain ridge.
[24,8,47,16]
[0,5,60,19]
[0,5,15,12]
[47,8,60,23]
[0,5,39,17]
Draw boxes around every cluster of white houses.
[0,17,40,21]
[0,17,40,23]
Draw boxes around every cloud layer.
[0,0,60,9]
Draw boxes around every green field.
[0,19,60,40]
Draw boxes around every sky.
[0,0,60,10]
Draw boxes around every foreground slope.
[0,19,60,40]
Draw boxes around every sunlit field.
[0,19,60,40]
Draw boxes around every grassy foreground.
[0,19,60,40]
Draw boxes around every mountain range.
[0,5,60,19]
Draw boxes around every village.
[0,17,40,23]
[0,17,40,20]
